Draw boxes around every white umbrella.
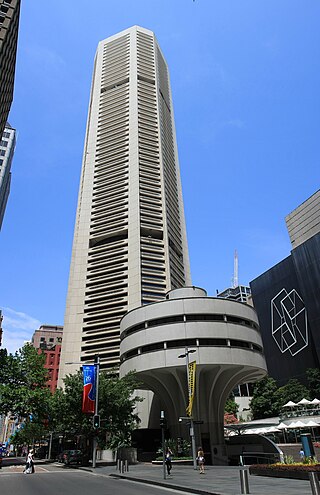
[282,400,297,407]
[277,422,289,430]
[255,428,268,434]
[297,398,312,405]
[287,420,306,428]
[305,420,319,427]
[310,398,320,405]
[266,426,280,433]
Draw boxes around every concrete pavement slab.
[82,463,312,495]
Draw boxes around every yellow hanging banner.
[186,360,196,417]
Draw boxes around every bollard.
[125,460,128,472]
[117,459,120,471]
[239,467,250,494]
[120,460,123,473]
[309,472,320,495]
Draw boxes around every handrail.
[240,451,281,465]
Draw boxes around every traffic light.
[160,416,167,428]
[93,414,100,428]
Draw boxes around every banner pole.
[92,356,100,468]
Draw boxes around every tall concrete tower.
[0,123,16,230]
[59,26,191,382]
[0,0,21,138]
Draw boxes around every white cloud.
[1,308,41,354]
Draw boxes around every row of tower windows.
[121,338,263,363]
[121,313,259,339]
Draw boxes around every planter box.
[97,449,116,462]
[117,447,137,464]
[250,464,320,481]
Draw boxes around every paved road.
[0,460,315,495]
[0,464,193,495]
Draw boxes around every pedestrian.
[24,449,35,474]
[165,447,173,476]
[197,447,205,474]
[299,448,304,461]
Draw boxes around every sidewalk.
[83,462,313,495]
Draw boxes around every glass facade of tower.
[59,26,191,380]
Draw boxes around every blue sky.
[1,0,319,353]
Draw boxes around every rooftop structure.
[285,189,320,249]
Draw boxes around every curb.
[109,473,221,495]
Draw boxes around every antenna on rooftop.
[232,249,238,288]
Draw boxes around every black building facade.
[250,232,320,386]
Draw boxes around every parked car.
[62,449,89,466]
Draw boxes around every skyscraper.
[0,0,21,138]
[59,26,191,382]
[0,123,16,230]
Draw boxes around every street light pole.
[92,355,100,469]
[160,410,167,480]
[66,356,100,469]
[178,348,197,470]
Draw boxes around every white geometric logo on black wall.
[271,288,308,356]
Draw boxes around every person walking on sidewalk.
[165,448,173,476]
[197,447,205,474]
[23,449,35,474]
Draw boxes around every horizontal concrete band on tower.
[120,287,267,465]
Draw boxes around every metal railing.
[240,451,281,465]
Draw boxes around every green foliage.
[282,455,295,464]
[50,370,143,450]
[306,368,320,399]
[0,344,51,419]
[98,371,143,449]
[250,376,280,419]
[303,456,317,465]
[10,421,48,447]
[250,372,319,420]
[157,438,191,457]
[225,396,239,416]
[275,379,310,406]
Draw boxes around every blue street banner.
[82,365,96,414]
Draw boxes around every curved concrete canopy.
[120,287,267,464]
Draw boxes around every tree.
[275,378,310,406]
[250,376,280,419]
[306,368,320,399]
[50,370,143,450]
[98,371,142,449]
[224,396,239,416]
[0,344,51,420]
